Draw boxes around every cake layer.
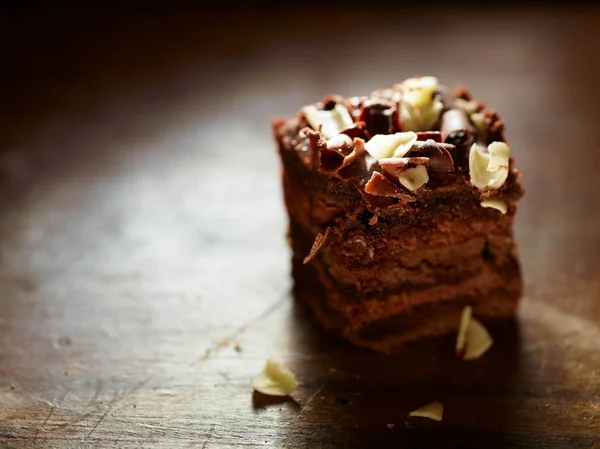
[290,217,517,296]
[293,256,520,354]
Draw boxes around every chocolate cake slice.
[273,76,524,354]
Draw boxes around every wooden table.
[1,4,600,448]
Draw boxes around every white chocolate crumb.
[364,132,417,160]
[398,165,429,191]
[303,104,354,139]
[251,359,298,396]
[480,199,507,214]
[469,142,510,190]
[456,306,494,360]
[408,401,443,421]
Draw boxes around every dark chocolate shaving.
[358,187,397,210]
[364,171,415,200]
[416,131,442,142]
[408,140,455,173]
[340,121,370,140]
[336,138,368,180]
[379,157,429,181]
[303,227,331,264]
[441,109,475,146]
[358,98,400,136]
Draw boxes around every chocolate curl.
[441,109,475,146]
[408,139,455,173]
[318,133,354,172]
[303,227,331,264]
[358,98,401,136]
[364,171,415,201]
[416,131,442,142]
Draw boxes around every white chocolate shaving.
[455,306,494,360]
[480,199,507,214]
[408,401,443,421]
[470,112,486,134]
[251,359,298,396]
[468,142,510,190]
[398,165,429,191]
[399,76,443,131]
[455,306,472,356]
[364,132,417,160]
[302,104,354,139]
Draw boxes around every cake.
[273,76,524,354]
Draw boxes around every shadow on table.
[282,298,524,448]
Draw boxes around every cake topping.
[470,112,486,134]
[340,121,370,140]
[480,199,507,214]
[408,401,444,421]
[397,76,444,132]
[365,171,415,200]
[303,103,354,139]
[455,305,473,355]
[408,140,455,173]
[455,306,494,360]
[469,142,510,190]
[455,98,482,115]
[358,98,401,136]
[251,359,299,396]
[304,227,331,264]
[440,109,475,146]
[326,133,354,154]
[416,131,442,142]
[364,132,418,160]
[398,164,429,191]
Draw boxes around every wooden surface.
[1,4,600,448]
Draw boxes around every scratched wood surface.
[1,4,600,448]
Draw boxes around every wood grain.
[1,4,600,448]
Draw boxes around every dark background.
[1,3,600,448]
